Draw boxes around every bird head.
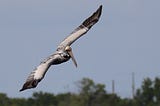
[65,46,77,67]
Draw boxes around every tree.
[0,93,9,106]
[153,77,160,104]
[77,78,106,106]
[135,78,155,106]
[56,93,72,106]
[30,91,57,106]
[10,98,27,106]
[2,77,160,106]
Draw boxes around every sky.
[0,0,160,98]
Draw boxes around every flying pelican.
[20,5,102,91]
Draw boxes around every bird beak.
[68,50,78,67]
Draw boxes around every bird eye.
[65,46,72,51]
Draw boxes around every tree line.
[0,77,160,106]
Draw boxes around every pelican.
[20,5,102,91]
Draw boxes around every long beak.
[68,50,78,67]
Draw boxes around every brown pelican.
[20,5,102,91]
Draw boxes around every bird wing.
[20,54,56,91]
[57,5,102,49]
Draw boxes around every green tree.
[3,77,160,106]
[153,77,160,104]
[10,98,27,106]
[135,78,154,106]
[30,91,57,106]
[77,78,107,106]
[56,93,72,106]
[0,93,9,106]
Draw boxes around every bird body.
[20,5,102,91]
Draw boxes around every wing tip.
[19,79,39,92]
[19,88,25,92]
[99,5,103,9]
[82,5,102,29]
[96,5,103,19]
[99,5,102,14]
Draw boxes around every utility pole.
[112,80,115,94]
[132,72,135,98]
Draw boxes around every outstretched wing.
[20,55,56,91]
[57,5,102,49]
[20,63,50,91]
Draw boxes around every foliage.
[1,77,160,106]
[134,77,160,106]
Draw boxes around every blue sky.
[0,0,160,98]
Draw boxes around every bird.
[20,5,102,92]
